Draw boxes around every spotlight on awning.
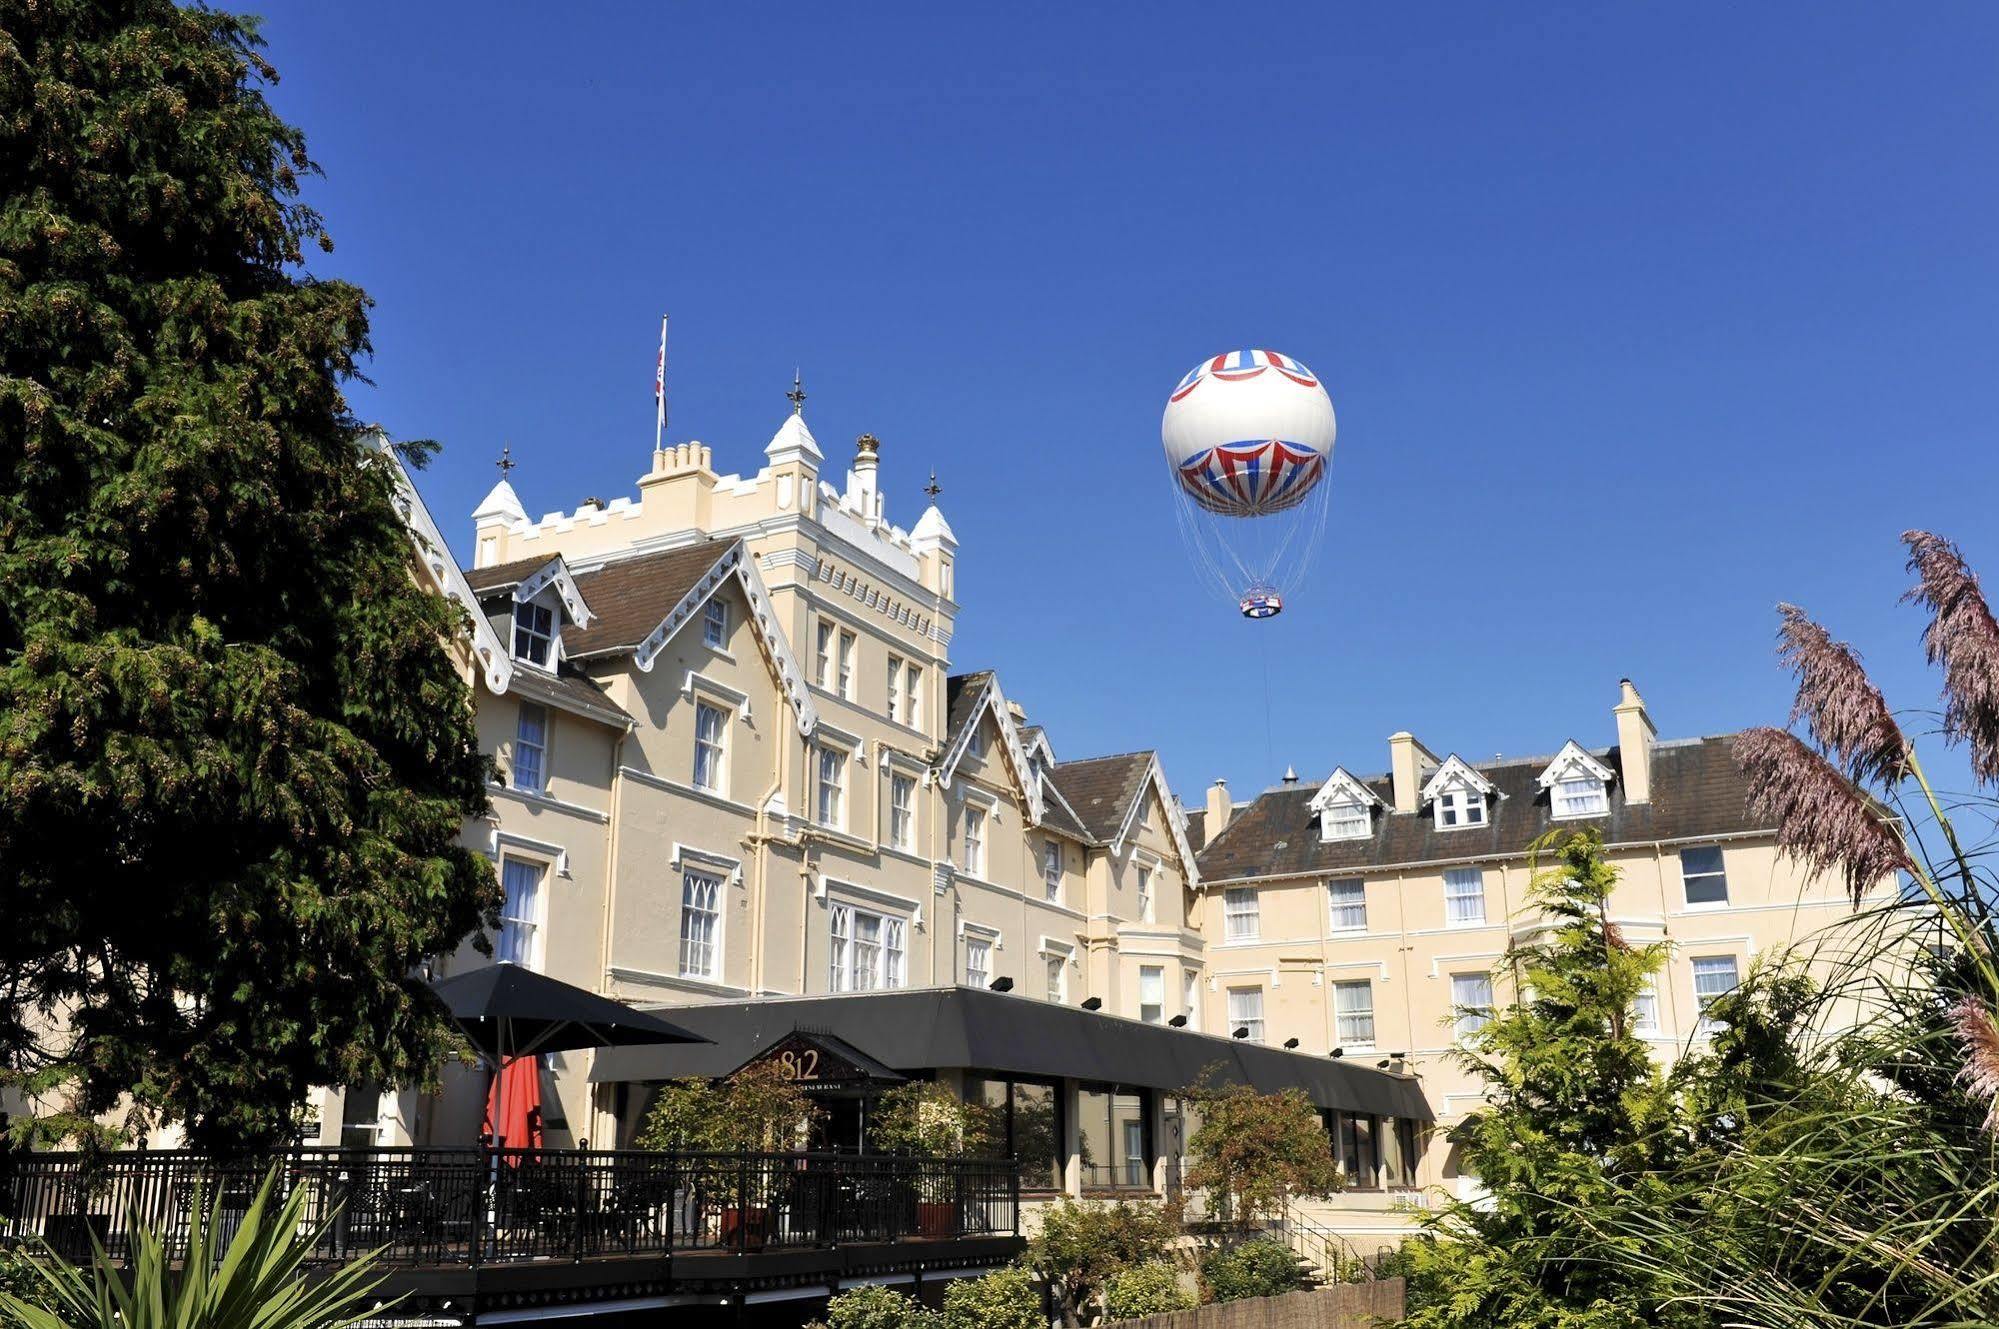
[1330,1048,1344,1058]
[1081,996,1104,1011]
[989,977,1014,993]
[1232,1026,1250,1039]
[1283,1037,1300,1049]
[1167,1014,1188,1027]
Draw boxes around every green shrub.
[1102,1262,1195,1321]
[1026,1197,1180,1326]
[825,1284,939,1329]
[942,1265,1043,1329]
[1201,1238,1308,1303]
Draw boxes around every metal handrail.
[0,1146,1021,1267]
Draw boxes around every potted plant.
[636,1064,818,1250]
[870,1081,1001,1237]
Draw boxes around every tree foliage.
[1181,1074,1339,1229]
[632,1063,820,1153]
[1025,1198,1179,1327]
[1404,830,1692,1329]
[870,1079,1001,1157]
[0,1,494,1150]
[1101,1263,1194,1321]
[1199,1238,1310,1304]
[940,1266,1044,1329]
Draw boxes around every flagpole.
[654,313,669,454]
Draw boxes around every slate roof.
[1196,736,1765,883]
[1184,809,1207,851]
[559,540,739,658]
[464,555,556,594]
[1044,751,1155,843]
[508,662,632,728]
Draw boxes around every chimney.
[1205,779,1231,835]
[847,433,883,524]
[1388,732,1434,815]
[1614,678,1656,804]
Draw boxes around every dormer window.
[1309,767,1383,844]
[702,599,729,649]
[966,727,985,760]
[1422,754,1498,832]
[1435,787,1486,829]
[1537,741,1617,821]
[1552,777,1607,818]
[1324,799,1371,840]
[513,601,554,666]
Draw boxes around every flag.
[654,314,669,448]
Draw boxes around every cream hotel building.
[354,385,1878,1253]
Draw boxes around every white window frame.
[1227,986,1265,1043]
[830,902,908,992]
[1551,776,1608,819]
[814,621,834,689]
[889,773,916,851]
[512,701,548,795]
[1042,839,1062,902]
[1044,953,1068,1003]
[1444,867,1487,927]
[692,699,727,793]
[497,857,546,969]
[1184,969,1201,1030]
[1223,887,1260,941]
[1136,863,1155,923]
[837,629,856,700]
[964,935,992,989]
[1633,981,1661,1035]
[513,599,555,667]
[962,805,987,878]
[1434,786,1487,830]
[1138,965,1165,1024]
[1693,955,1740,1035]
[678,868,724,980]
[702,599,729,650]
[814,744,847,829]
[1334,979,1375,1049]
[1680,846,1730,907]
[966,723,985,760]
[887,654,904,723]
[1327,878,1367,932]
[904,663,923,728]
[1451,972,1495,1039]
[1323,799,1372,841]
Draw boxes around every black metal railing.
[0,1147,1020,1266]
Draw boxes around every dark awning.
[431,963,708,1061]
[589,986,1430,1121]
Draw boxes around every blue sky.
[260,3,1999,796]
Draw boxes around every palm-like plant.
[0,1169,388,1329]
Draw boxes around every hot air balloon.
[1162,349,1337,618]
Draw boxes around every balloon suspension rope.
[1259,630,1275,779]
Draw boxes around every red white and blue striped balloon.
[1161,349,1337,618]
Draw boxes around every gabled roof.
[467,552,594,630]
[1421,753,1497,803]
[1044,750,1202,882]
[560,539,819,736]
[507,662,633,729]
[1536,739,1617,789]
[1308,766,1382,813]
[1197,737,1764,883]
[934,672,1042,822]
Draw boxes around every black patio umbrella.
[430,963,710,1061]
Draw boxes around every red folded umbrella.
[484,1055,543,1154]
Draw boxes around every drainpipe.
[748,712,791,998]
[594,722,633,1148]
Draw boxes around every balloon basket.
[1239,589,1283,619]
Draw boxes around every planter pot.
[915,1200,958,1238]
[720,1205,771,1250]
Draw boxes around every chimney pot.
[1205,778,1232,836]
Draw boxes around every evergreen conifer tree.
[1405,830,1695,1329]
[0,0,493,1149]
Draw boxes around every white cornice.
[933,676,1043,824]
[515,555,594,628]
[1110,754,1202,888]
